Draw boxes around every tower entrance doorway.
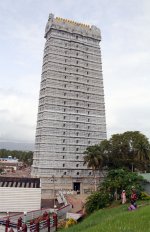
[73,182,80,194]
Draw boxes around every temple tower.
[32,14,107,198]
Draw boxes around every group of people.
[121,187,138,210]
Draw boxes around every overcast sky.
[0,0,150,144]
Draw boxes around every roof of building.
[0,156,18,163]
[45,13,101,40]
[0,177,40,188]
[0,162,18,166]
[55,17,90,29]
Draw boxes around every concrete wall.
[0,187,41,212]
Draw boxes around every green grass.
[61,202,150,232]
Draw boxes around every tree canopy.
[84,131,150,172]
[100,169,143,199]
[0,149,33,166]
[107,131,150,171]
[84,144,105,173]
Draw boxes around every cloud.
[0,0,150,143]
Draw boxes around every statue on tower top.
[48,13,54,21]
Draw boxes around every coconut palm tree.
[135,141,150,161]
[84,145,104,190]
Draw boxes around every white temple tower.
[32,14,107,197]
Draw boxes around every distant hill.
[0,142,34,151]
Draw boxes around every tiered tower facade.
[32,14,106,197]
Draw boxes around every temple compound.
[32,14,107,198]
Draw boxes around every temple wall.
[32,14,106,195]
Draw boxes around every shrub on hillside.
[85,191,112,214]
[100,169,144,200]
[140,191,150,200]
[65,218,77,228]
[58,219,66,229]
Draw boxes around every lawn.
[61,202,150,232]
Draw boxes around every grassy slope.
[62,203,150,232]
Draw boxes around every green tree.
[84,144,105,190]
[100,169,144,200]
[100,131,150,171]
[85,191,111,214]
[0,149,33,166]
[84,145,103,171]
[85,169,144,214]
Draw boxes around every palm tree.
[135,141,150,161]
[112,131,150,171]
[133,140,150,171]
[84,145,104,190]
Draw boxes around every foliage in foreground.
[65,218,77,228]
[61,204,150,232]
[85,169,144,214]
[85,191,111,214]
[58,218,77,230]
[140,191,150,200]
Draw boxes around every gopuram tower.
[32,14,107,198]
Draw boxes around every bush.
[140,191,150,200]
[58,219,66,229]
[100,169,144,200]
[65,218,77,228]
[85,191,112,214]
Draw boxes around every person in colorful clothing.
[121,190,126,204]
[130,187,137,208]
[128,186,138,210]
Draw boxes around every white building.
[0,156,19,172]
[32,14,106,197]
[0,177,41,212]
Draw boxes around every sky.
[0,0,150,144]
